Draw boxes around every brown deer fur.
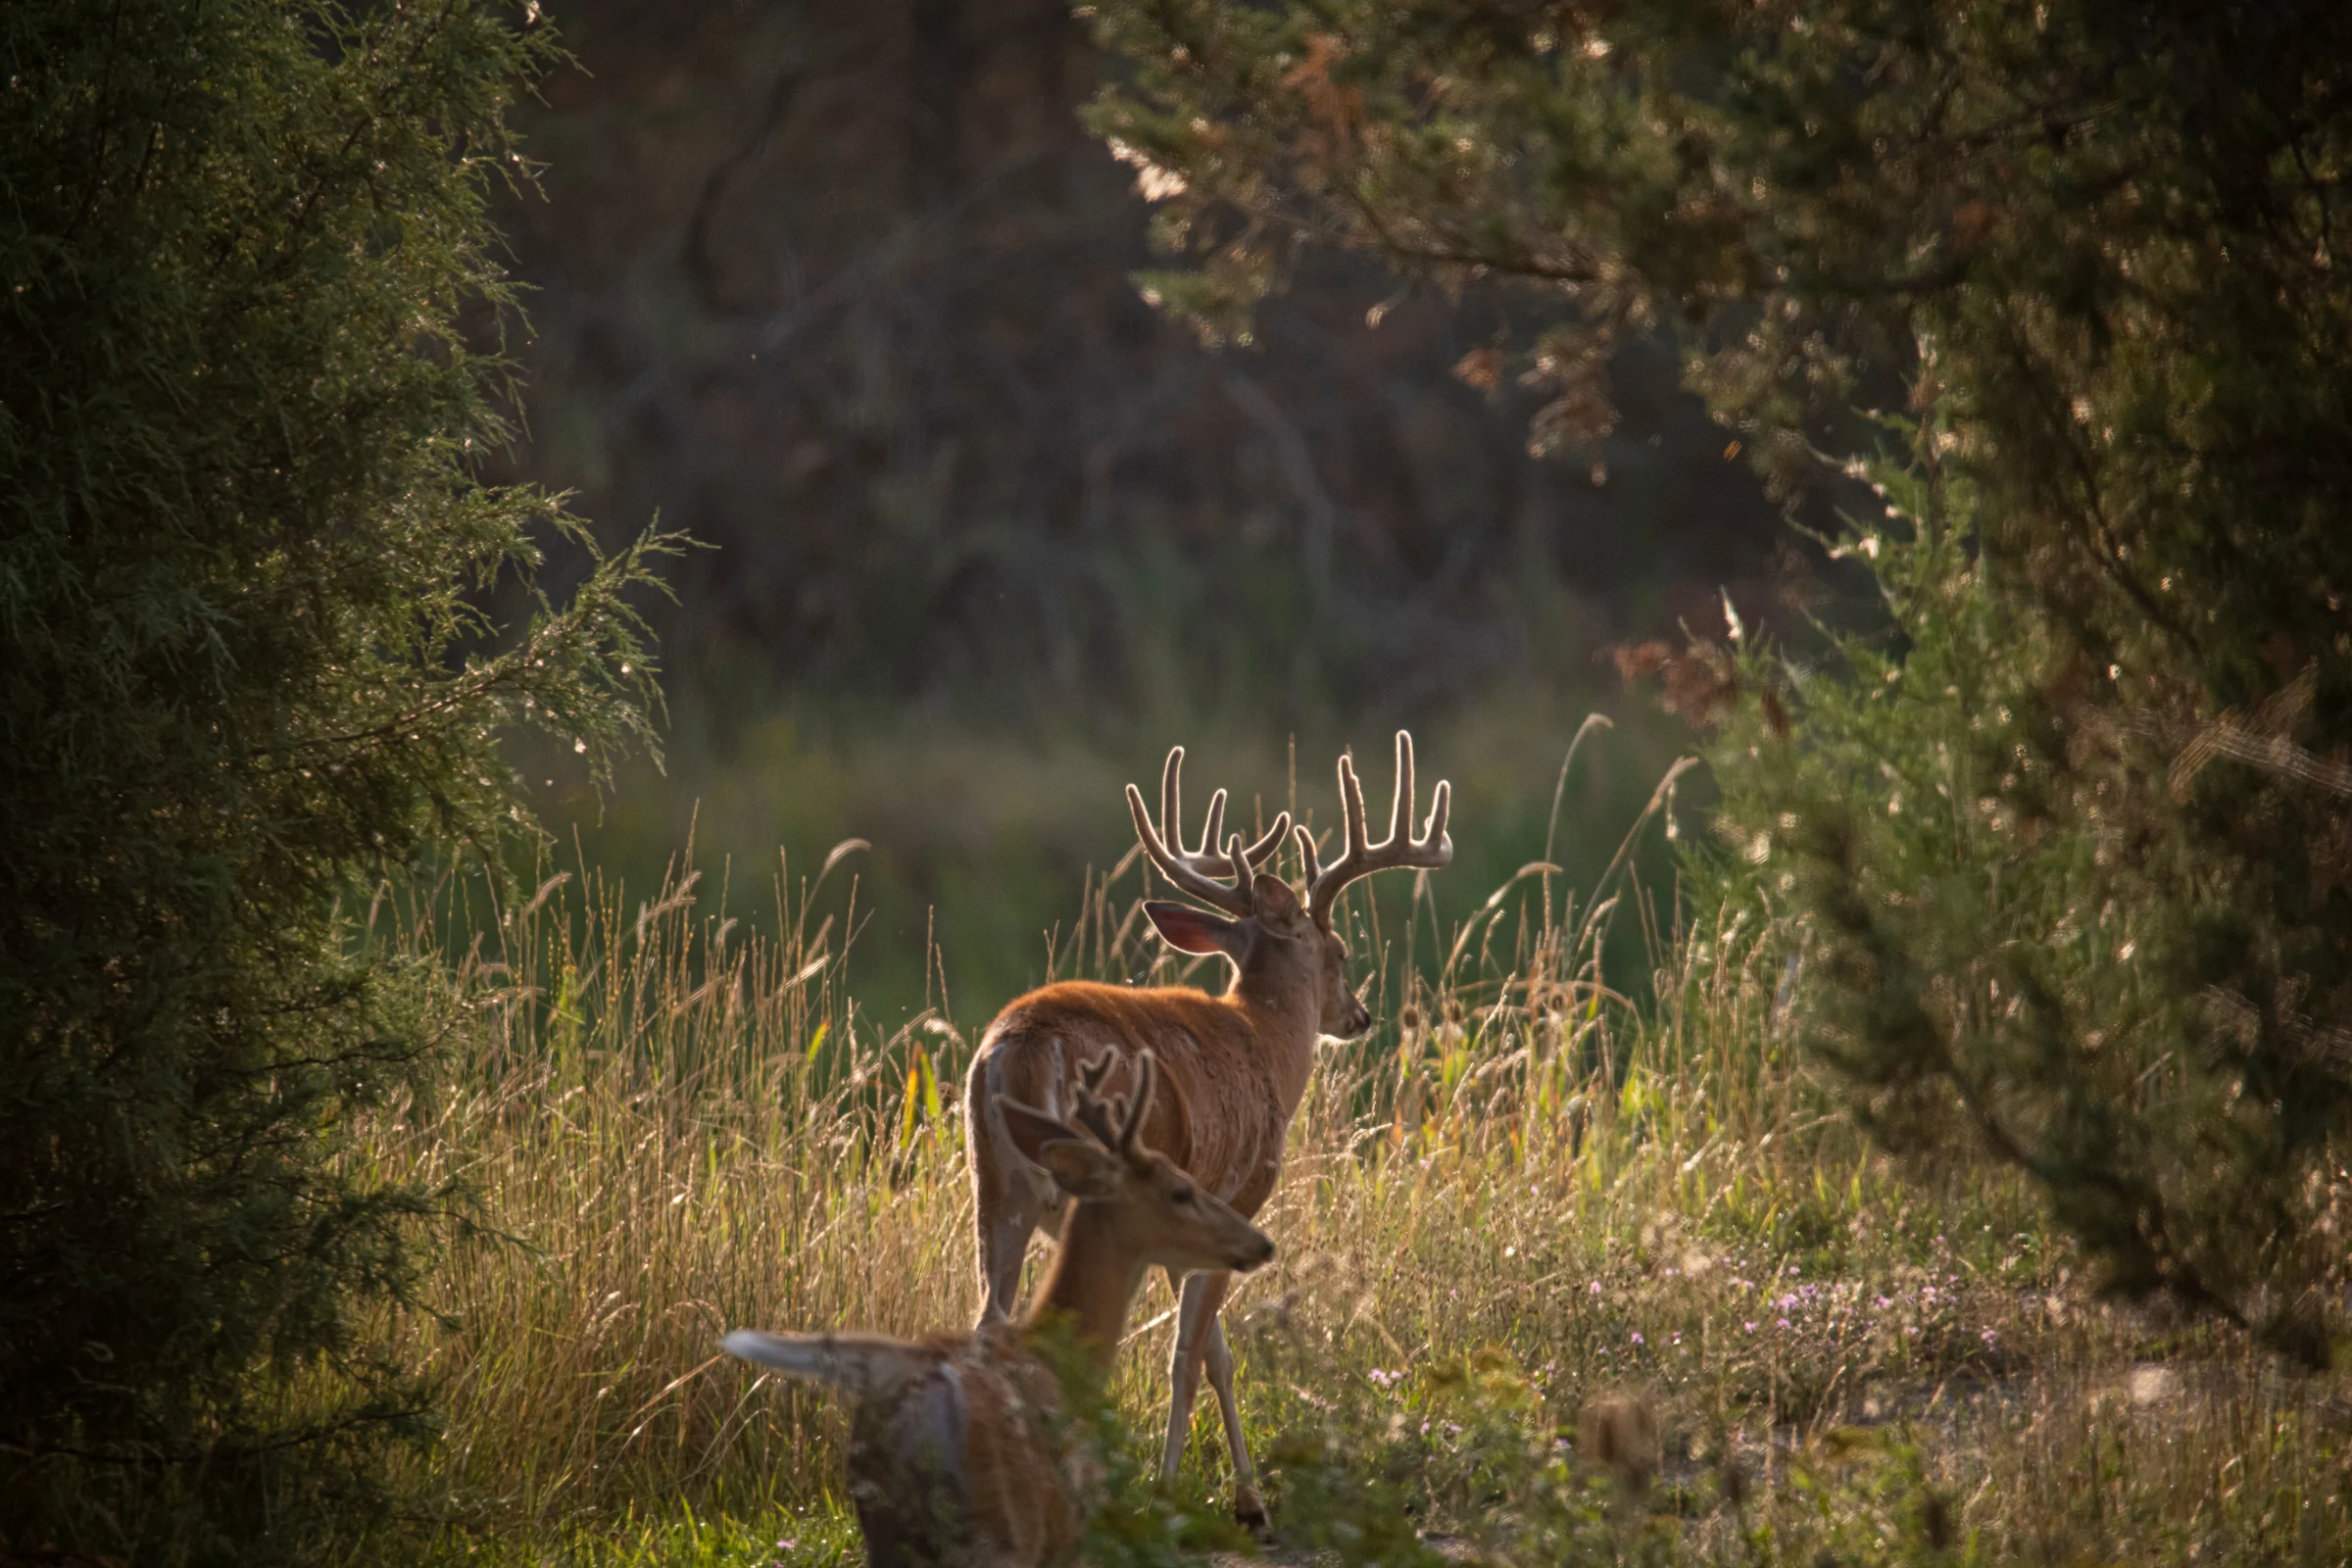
[725,1054,1271,1568]
[962,734,1450,1528]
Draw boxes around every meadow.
[367,724,2352,1567]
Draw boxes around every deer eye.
[1173,1186,1196,1205]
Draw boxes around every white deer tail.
[720,1330,938,1399]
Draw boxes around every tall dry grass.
[362,755,2352,1564]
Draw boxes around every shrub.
[1693,429,2351,1357]
[1082,0,2352,1358]
[0,1,668,1556]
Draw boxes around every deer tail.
[721,1330,941,1398]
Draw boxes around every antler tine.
[1237,815,1289,874]
[1124,745,1292,916]
[1120,1052,1158,1152]
[1159,746,1186,845]
[1078,1051,1117,1099]
[1304,731,1455,925]
[1388,728,1415,844]
[1195,792,1229,871]
[1293,821,1323,887]
[1070,1052,1125,1148]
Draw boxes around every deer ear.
[999,1097,1081,1167]
[1250,873,1303,924]
[1145,901,1239,955]
[1035,1137,1120,1200]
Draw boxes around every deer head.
[1127,732,1451,1040]
[997,1051,1274,1279]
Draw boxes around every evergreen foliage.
[0,0,670,1554]
[1085,0,2352,1355]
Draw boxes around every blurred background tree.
[1076,0,2352,1355]
[0,1,665,1557]
[483,0,1815,1012]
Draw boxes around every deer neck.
[1225,957,1322,1113]
[1019,1200,1149,1372]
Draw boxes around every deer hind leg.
[968,1041,1064,1326]
[976,1205,1043,1328]
[971,1138,1052,1327]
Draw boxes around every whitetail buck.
[724,1052,1272,1568]
[963,731,1450,1528]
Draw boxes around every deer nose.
[1237,1233,1276,1271]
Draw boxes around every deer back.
[951,1331,1090,1564]
[733,1327,1078,1568]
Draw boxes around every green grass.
[363,729,2352,1566]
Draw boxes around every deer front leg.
[1200,1313,1267,1533]
[1158,1269,1217,1482]
[1160,1270,1247,1509]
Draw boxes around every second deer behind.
[962,731,1453,1530]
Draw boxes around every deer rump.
[722,1327,1086,1568]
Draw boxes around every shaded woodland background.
[485,0,1810,1013]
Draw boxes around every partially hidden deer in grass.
[962,731,1451,1529]
[723,1051,1272,1568]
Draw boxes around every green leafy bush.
[1694,427,2350,1357]
[0,1,669,1556]
[1083,0,2352,1358]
